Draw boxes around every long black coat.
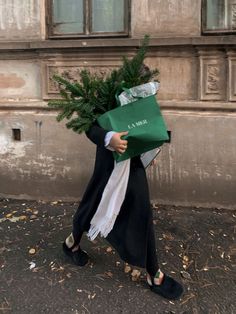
[74,123,155,268]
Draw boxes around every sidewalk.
[0,199,235,314]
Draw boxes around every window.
[47,0,129,38]
[203,0,236,33]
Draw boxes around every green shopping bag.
[97,95,169,162]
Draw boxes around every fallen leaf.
[29,262,36,270]
[105,271,113,278]
[162,233,174,241]
[6,216,22,223]
[180,293,195,305]
[124,265,132,273]
[180,270,191,280]
[131,269,141,281]
[220,252,225,259]
[29,248,36,255]
[19,215,27,221]
[183,255,189,263]
[58,279,65,283]
[30,215,37,220]
[90,293,96,299]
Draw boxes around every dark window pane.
[92,0,125,33]
[206,0,226,30]
[52,0,84,34]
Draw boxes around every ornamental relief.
[228,55,236,101]
[44,64,119,98]
[206,64,220,94]
[199,54,225,101]
[231,4,236,29]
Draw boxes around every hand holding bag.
[97,95,169,162]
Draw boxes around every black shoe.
[62,242,89,266]
[149,274,183,300]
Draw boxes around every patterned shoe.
[148,274,183,300]
[62,242,89,266]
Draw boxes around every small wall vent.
[12,129,21,141]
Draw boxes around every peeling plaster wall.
[131,0,201,37]
[0,111,95,201]
[0,110,235,208]
[147,111,236,209]
[0,61,41,100]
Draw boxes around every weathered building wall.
[148,111,236,209]
[0,111,94,200]
[0,60,41,99]
[0,0,44,41]
[131,0,201,37]
[0,0,235,208]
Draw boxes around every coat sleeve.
[85,123,108,147]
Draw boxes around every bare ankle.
[65,233,80,251]
[154,269,164,285]
[147,269,164,286]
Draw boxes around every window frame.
[202,0,236,34]
[47,0,130,39]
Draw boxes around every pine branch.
[48,35,160,134]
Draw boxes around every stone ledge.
[160,100,236,111]
[0,36,236,51]
[0,100,235,112]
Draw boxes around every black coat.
[74,123,155,268]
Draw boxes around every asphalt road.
[0,199,235,314]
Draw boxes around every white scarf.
[87,82,159,240]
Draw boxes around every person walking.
[63,123,183,300]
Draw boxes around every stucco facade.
[0,0,235,208]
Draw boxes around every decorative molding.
[2,36,236,52]
[228,51,236,101]
[206,64,220,94]
[1,100,236,112]
[199,52,226,101]
[231,4,236,30]
[42,60,120,99]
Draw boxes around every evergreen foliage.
[48,35,159,134]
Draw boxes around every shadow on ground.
[0,199,235,314]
